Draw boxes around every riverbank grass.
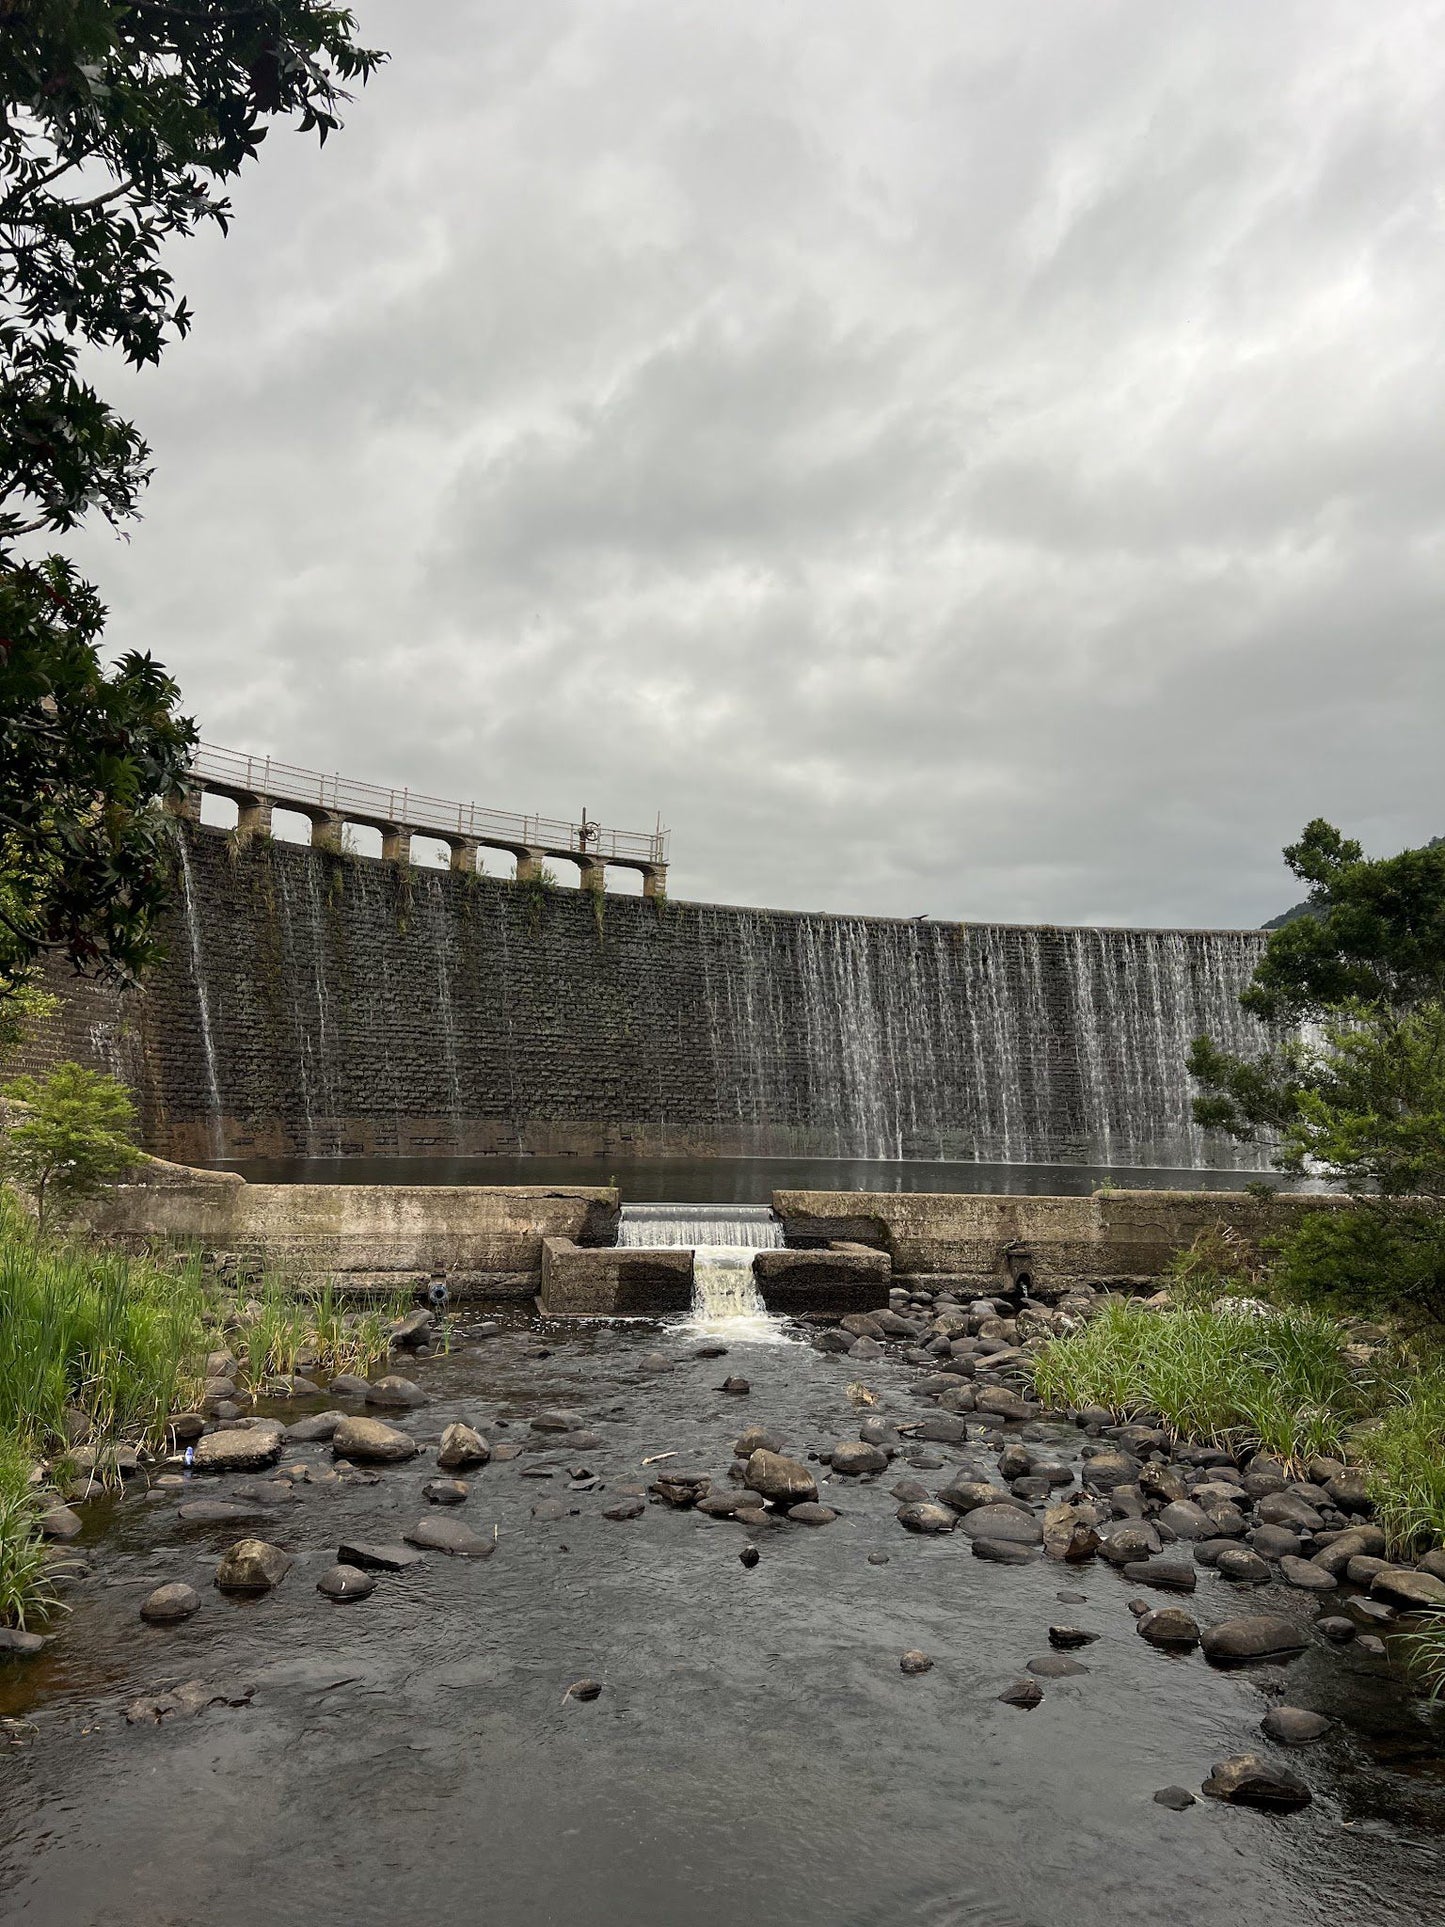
[1031,1296,1445,1553]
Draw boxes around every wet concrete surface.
[1,1316,1441,1927]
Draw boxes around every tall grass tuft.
[0,1436,54,1631]
[1354,1369,1445,1552]
[0,1189,207,1458]
[1400,1614,1445,1701]
[1030,1299,1365,1464]
[235,1272,407,1384]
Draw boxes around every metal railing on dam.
[174,743,669,894]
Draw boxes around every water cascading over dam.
[73,826,1273,1170]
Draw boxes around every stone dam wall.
[31,823,1272,1169]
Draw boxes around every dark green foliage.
[1270,1203,1445,1333]
[2,0,384,545]
[0,558,195,987]
[1,2,382,999]
[1239,819,1445,1023]
[2,1058,142,1228]
[1192,821,1445,1330]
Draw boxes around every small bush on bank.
[1269,1202,1445,1335]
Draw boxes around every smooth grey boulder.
[1201,1752,1311,1811]
[602,1496,646,1521]
[140,1582,201,1624]
[830,1440,889,1475]
[1137,1607,1200,1650]
[972,1537,1035,1564]
[1157,1500,1214,1540]
[1280,1554,1337,1592]
[733,1424,787,1459]
[436,1422,490,1471]
[938,1478,1013,1514]
[787,1502,838,1525]
[997,1677,1043,1708]
[404,1516,494,1558]
[329,1374,370,1400]
[317,1563,376,1601]
[1261,1705,1331,1745]
[1080,1450,1140,1492]
[1256,1491,1324,1532]
[0,1628,44,1656]
[1249,1524,1304,1561]
[39,1505,83,1541]
[1202,1614,1308,1663]
[332,1416,418,1464]
[1099,1521,1162,1566]
[1216,1547,1272,1586]
[744,1450,817,1506]
[281,1411,344,1444]
[1310,1524,1386,1575]
[897,1501,957,1534]
[424,1478,470,1505]
[1026,1653,1089,1677]
[959,1504,1042,1546]
[1121,1558,1196,1593]
[364,1375,425,1410]
[192,1428,282,1474]
[214,1539,292,1594]
[1370,1566,1445,1612]
[390,1310,435,1350]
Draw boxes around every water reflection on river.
[0,1316,1438,1927]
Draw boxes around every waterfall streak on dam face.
[107,828,1273,1169]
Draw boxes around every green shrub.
[2,1061,143,1231]
[1270,1202,1445,1333]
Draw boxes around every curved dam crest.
[70,826,1270,1168]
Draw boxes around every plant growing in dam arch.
[1189,821,1445,1330]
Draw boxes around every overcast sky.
[69,0,1445,926]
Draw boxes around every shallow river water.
[1,1316,1441,1927]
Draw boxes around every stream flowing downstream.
[1,1316,1441,1927]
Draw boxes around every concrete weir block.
[541,1237,693,1316]
[754,1244,891,1315]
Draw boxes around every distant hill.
[1263,834,1442,928]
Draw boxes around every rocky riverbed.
[1,1296,1443,1927]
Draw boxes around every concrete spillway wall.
[33,824,1271,1169]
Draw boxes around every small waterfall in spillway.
[176,836,224,1158]
[617,1205,784,1333]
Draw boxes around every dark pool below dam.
[1,1317,1441,1927]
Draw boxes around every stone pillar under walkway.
[235,794,273,844]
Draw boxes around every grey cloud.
[57,0,1445,929]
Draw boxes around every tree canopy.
[1,2,383,1001]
